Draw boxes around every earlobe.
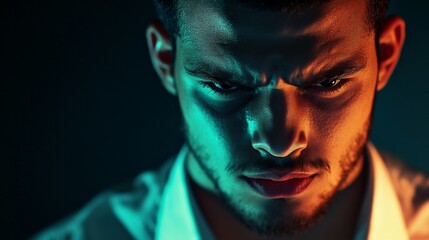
[377,15,406,91]
[146,21,177,95]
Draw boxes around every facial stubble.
[181,102,374,238]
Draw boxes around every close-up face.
[155,0,386,237]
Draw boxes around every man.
[34,0,429,239]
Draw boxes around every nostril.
[251,142,275,159]
[252,140,307,158]
[252,142,269,153]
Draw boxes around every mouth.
[242,171,316,198]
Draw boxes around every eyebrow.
[184,63,252,87]
[294,55,368,86]
[185,53,368,87]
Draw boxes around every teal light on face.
[170,0,381,237]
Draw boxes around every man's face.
[174,0,378,236]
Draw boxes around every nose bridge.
[248,85,308,158]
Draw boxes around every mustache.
[226,156,331,174]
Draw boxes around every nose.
[248,84,308,159]
[252,133,307,158]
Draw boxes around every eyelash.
[200,78,351,97]
[307,78,352,95]
[200,81,250,96]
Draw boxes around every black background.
[3,1,429,239]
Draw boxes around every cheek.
[175,59,246,146]
[310,42,378,149]
[309,81,375,159]
[177,76,249,162]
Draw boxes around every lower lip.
[243,175,315,198]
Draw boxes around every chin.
[218,186,334,237]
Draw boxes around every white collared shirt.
[155,143,428,240]
[155,146,214,240]
[34,143,429,240]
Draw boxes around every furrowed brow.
[184,62,250,87]
[317,63,366,80]
[185,64,231,81]
[295,55,368,86]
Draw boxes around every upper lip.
[242,170,316,181]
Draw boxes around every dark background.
[3,1,429,239]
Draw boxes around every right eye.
[212,82,239,91]
[201,81,243,96]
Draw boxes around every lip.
[243,171,316,181]
[242,172,316,198]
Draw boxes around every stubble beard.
[181,105,374,237]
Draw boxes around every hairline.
[163,0,384,39]
[166,0,384,64]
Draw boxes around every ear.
[376,15,406,91]
[146,21,176,95]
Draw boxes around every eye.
[212,81,239,91]
[304,78,351,96]
[200,80,247,96]
[314,78,341,88]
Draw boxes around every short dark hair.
[152,0,390,37]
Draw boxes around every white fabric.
[155,146,201,240]
[34,143,429,240]
[365,143,408,240]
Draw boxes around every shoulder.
[31,159,175,240]
[379,151,429,238]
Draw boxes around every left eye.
[314,79,341,88]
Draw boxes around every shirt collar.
[155,145,213,240]
[156,143,409,240]
[363,142,408,240]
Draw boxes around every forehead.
[177,0,371,79]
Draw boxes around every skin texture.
[146,0,405,239]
